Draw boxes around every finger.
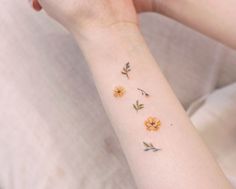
[32,0,42,11]
[133,0,154,13]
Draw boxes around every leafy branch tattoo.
[137,88,150,97]
[133,100,144,112]
[121,62,131,79]
[143,142,161,152]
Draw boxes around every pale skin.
[29,0,234,188]
[32,0,236,49]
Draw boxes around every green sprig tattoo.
[137,88,150,97]
[121,62,131,79]
[133,100,144,112]
[143,142,161,152]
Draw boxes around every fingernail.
[32,0,42,11]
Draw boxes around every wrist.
[73,22,140,45]
[72,22,146,66]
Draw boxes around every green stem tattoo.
[133,100,144,112]
[137,88,150,97]
[121,62,131,79]
[143,142,161,152]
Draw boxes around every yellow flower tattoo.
[113,86,126,98]
[144,117,161,131]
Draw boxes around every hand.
[30,0,157,35]
[30,0,158,35]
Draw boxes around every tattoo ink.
[113,86,126,98]
[121,62,131,79]
[144,117,161,131]
[115,61,164,153]
[133,100,144,112]
[137,88,150,97]
[143,142,161,152]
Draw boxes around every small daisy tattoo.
[113,86,126,98]
[144,117,161,131]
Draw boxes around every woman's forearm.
[75,24,232,189]
[155,0,236,49]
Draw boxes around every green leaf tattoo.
[143,142,161,152]
[121,62,131,79]
[133,100,144,112]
